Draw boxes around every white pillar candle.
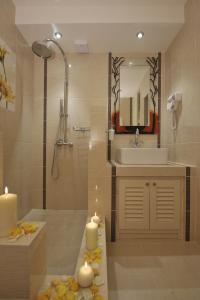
[86,218,98,250]
[0,187,17,237]
[92,212,100,225]
[77,261,94,288]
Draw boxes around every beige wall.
[0,133,3,193]
[32,53,111,212]
[163,0,200,240]
[0,0,34,218]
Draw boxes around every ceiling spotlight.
[54,32,62,40]
[129,61,133,66]
[137,31,144,39]
[68,64,72,68]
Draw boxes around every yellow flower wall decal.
[0,46,9,60]
[0,42,15,109]
[0,74,15,103]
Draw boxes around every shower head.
[32,41,53,59]
[32,38,68,81]
[32,37,70,145]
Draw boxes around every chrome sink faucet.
[130,128,143,148]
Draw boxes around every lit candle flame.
[84,261,88,268]
[95,212,97,217]
[95,185,98,190]
[89,141,92,150]
[95,198,98,203]
[5,187,8,199]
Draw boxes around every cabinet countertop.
[111,161,186,177]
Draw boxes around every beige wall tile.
[0,1,111,224]
[163,0,200,241]
[32,53,109,211]
[0,132,3,194]
[0,0,34,218]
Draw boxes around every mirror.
[120,60,150,126]
[112,55,160,134]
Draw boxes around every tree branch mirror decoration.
[111,54,160,134]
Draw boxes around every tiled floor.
[23,209,87,275]
[108,240,200,300]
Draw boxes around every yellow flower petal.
[9,226,22,237]
[52,296,62,300]
[66,291,76,300]
[36,295,49,300]
[84,248,102,264]
[36,286,52,300]
[69,280,78,292]
[90,284,99,296]
[94,294,104,300]
[51,279,62,287]
[56,284,67,298]
[20,223,38,234]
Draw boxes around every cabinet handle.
[145,182,149,186]
[153,182,157,186]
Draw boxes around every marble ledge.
[0,221,46,300]
[74,218,108,300]
[111,160,187,177]
[38,219,108,300]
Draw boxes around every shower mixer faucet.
[56,139,73,147]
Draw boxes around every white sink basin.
[116,148,168,165]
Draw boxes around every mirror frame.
[111,54,161,134]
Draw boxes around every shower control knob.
[153,182,157,186]
[145,182,149,186]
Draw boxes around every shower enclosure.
[31,38,89,210]
[30,38,89,275]
[32,39,73,207]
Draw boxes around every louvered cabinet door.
[118,179,150,230]
[150,179,180,230]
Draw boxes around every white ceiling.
[17,23,183,54]
[13,0,187,6]
[13,0,187,53]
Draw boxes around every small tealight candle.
[86,218,98,250]
[77,261,94,288]
[92,212,100,225]
[0,187,17,237]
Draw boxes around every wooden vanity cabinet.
[119,178,150,231]
[150,179,180,231]
[117,177,183,239]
